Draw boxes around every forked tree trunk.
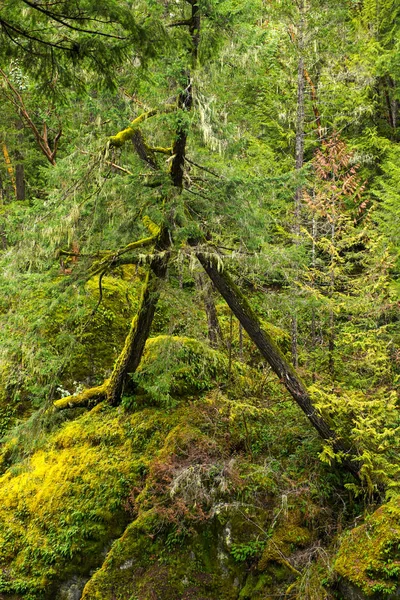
[54,0,199,412]
[196,251,360,480]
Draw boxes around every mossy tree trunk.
[196,251,360,480]
[106,2,198,405]
[107,229,170,405]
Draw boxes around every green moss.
[0,405,180,599]
[238,572,272,599]
[131,335,231,406]
[70,274,140,383]
[258,514,311,574]
[81,512,244,600]
[334,496,400,597]
[0,335,330,600]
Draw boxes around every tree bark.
[55,0,199,411]
[196,251,360,480]
[15,164,25,200]
[291,1,305,368]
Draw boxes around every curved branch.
[20,0,127,39]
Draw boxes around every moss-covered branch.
[151,146,173,154]
[53,382,108,410]
[109,106,175,148]
[109,110,158,147]
[89,233,157,276]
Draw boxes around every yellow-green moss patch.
[334,496,400,597]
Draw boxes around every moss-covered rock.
[0,335,334,600]
[81,510,243,600]
[0,404,182,600]
[131,335,236,406]
[334,496,400,598]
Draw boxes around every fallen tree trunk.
[196,251,360,480]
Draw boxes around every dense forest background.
[0,1,400,599]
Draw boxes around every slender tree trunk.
[15,120,25,200]
[228,311,233,378]
[2,141,16,196]
[196,251,360,480]
[311,214,317,382]
[15,164,25,200]
[195,272,223,347]
[0,173,6,248]
[328,220,335,378]
[291,316,298,368]
[294,57,305,235]
[291,0,305,369]
[383,76,398,140]
[239,322,244,361]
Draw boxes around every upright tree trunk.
[291,0,306,369]
[2,141,16,196]
[15,120,25,200]
[195,272,223,348]
[196,251,360,480]
[311,214,317,382]
[383,76,398,140]
[107,0,199,406]
[15,164,25,200]
[328,220,336,377]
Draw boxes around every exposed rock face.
[337,580,400,600]
[56,577,88,600]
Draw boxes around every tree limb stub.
[195,250,360,480]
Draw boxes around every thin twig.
[184,156,220,178]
